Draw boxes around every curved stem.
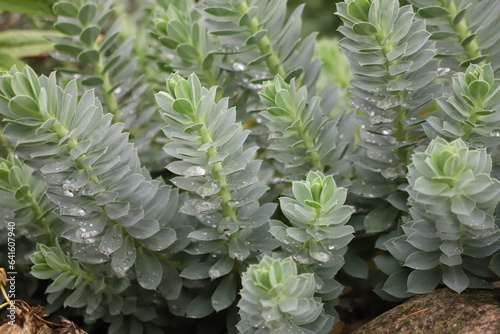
[94,58,120,122]
[235,0,287,78]
[24,191,55,246]
[296,120,323,170]
[0,123,13,157]
[50,119,97,182]
[373,31,410,165]
[442,0,485,64]
[197,124,237,221]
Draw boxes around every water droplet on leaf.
[184,166,207,176]
[63,189,75,197]
[490,129,500,137]
[232,62,247,71]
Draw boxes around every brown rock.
[350,288,500,334]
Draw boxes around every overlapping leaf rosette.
[237,256,334,334]
[270,171,354,303]
[382,138,500,296]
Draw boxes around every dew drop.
[210,268,222,278]
[437,67,451,77]
[248,83,263,90]
[232,62,247,71]
[376,95,401,110]
[311,251,331,263]
[490,129,500,137]
[184,166,207,176]
[61,206,87,216]
[63,189,75,197]
[195,201,217,213]
[82,189,93,196]
[269,132,283,139]
[197,181,220,197]
[228,200,241,207]
[232,252,247,261]
[379,127,393,135]
[313,230,326,239]
[81,230,99,239]
[63,179,77,190]
[293,254,313,264]
[370,115,392,124]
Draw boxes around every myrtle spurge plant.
[382,138,499,297]
[0,0,499,333]
[238,256,333,334]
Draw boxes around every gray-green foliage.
[238,256,334,334]
[259,76,354,180]
[382,138,499,296]
[0,155,61,244]
[424,63,500,154]
[0,0,500,334]
[155,72,279,321]
[49,0,151,128]
[200,0,322,89]
[153,0,221,89]
[337,0,440,170]
[408,0,500,72]
[0,67,177,275]
[271,171,354,309]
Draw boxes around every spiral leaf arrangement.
[0,0,499,333]
[153,1,220,89]
[409,0,500,72]
[337,0,440,172]
[0,155,60,244]
[270,171,354,310]
[49,0,147,125]
[0,66,185,308]
[156,72,278,317]
[259,76,354,180]
[424,63,500,154]
[200,0,324,95]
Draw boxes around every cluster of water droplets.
[196,181,220,197]
[76,227,100,242]
[310,251,331,263]
[293,253,313,265]
[195,200,219,213]
[381,166,406,179]
[490,129,500,137]
[369,115,393,125]
[218,45,240,53]
[60,206,87,216]
[437,67,454,77]
[232,62,248,72]
[376,95,401,110]
[184,166,207,176]
[63,189,75,197]
[378,127,393,135]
